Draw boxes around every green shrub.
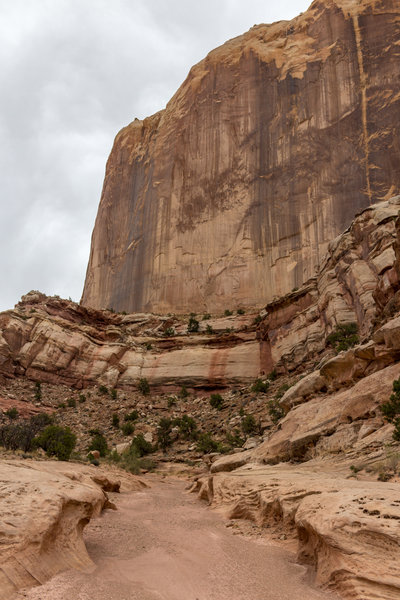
[88,432,108,457]
[209,393,224,410]
[157,418,173,450]
[275,383,290,400]
[205,324,214,334]
[98,384,109,395]
[163,327,175,337]
[241,414,258,435]
[138,377,150,395]
[34,381,42,401]
[196,433,219,454]
[122,422,134,436]
[5,407,19,420]
[111,388,117,399]
[130,434,153,457]
[167,397,177,408]
[179,385,189,399]
[251,379,269,394]
[112,413,120,428]
[79,393,86,403]
[226,429,244,448]
[267,369,278,381]
[326,323,359,353]
[224,309,233,316]
[124,410,139,422]
[237,308,245,315]
[267,399,284,424]
[35,425,76,461]
[173,414,197,440]
[253,315,262,325]
[0,412,52,452]
[67,397,76,408]
[188,316,199,333]
[202,313,211,321]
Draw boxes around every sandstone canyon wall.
[81,0,400,314]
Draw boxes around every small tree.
[188,316,199,333]
[157,418,173,451]
[138,378,150,395]
[88,432,108,457]
[35,425,76,461]
[241,414,259,436]
[209,393,224,410]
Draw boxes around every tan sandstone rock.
[81,0,400,314]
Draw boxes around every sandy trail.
[19,476,337,600]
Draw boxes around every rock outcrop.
[2,198,400,392]
[0,459,144,600]
[82,0,400,314]
[194,462,400,600]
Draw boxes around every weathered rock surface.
[82,0,400,314]
[2,198,400,391]
[194,463,400,600]
[0,459,145,600]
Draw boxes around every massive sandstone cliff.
[82,0,400,314]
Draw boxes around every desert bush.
[224,309,233,316]
[179,385,189,399]
[112,413,120,428]
[237,308,245,315]
[187,316,199,333]
[202,313,211,320]
[121,422,134,436]
[5,407,19,420]
[130,434,153,457]
[0,412,53,452]
[88,432,108,457]
[67,397,76,408]
[205,324,214,334]
[157,418,173,450]
[163,327,175,337]
[167,397,177,408]
[267,399,284,424]
[241,414,258,435]
[275,383,290,400]
[138,377,150,395]
[196,432,220,454]
[98,384,109,395]
[251,379,269,394]
[111,388,117,399]
[173,414,197,440]
[267,369,278,381]
[225,429,244,448]
[209,393,224,410]
[35,425,76,461]
[34,381,42,401]
[326,323,359,353]
[79,393,86,403]
[124,410,139,422]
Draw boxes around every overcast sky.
[0,0,310,311]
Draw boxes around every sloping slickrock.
[195,463,400,600]
[0,460,142,600]
[81,0,400,314]
[252,362,400,464]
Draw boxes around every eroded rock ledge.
[0,460,144,600]
[193,463,400,600]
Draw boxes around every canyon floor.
[17,475,337,600]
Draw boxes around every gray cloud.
[0,0,310,310]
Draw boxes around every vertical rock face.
[82,0,400,314]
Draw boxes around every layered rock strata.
[2,198,400,391]
[82,0,400,314]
